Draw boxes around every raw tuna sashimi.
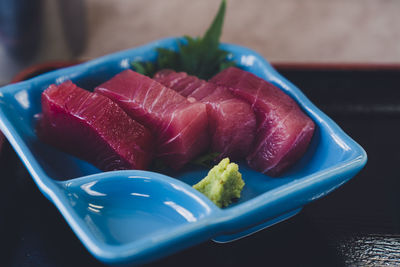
[210,67,315,176]
[37,80,154,171]
[95,69,209,169]
[154,69,256,160]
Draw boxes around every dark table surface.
[1,65,399,266]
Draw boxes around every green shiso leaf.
[132,0,235,79]
[131,61,155,76]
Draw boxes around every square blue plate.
[0,37,367,265]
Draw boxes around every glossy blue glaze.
[0,37,367,265]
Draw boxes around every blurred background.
[1,0,400,85]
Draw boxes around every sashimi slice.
[95,69,209,169]
[210,67,315,176]
[154,70,256,160]
[37,80,154,171]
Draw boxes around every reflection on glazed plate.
[0,37,367,265]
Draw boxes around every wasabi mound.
[193,158,245,208]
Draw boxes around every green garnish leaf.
[131,61,155,76]
[132,0,235,79]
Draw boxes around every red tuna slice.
[95,69,209,170]
[210,67,315,176]
[154,70,207,98]
[38,81,154,171]
[154,70,256,160]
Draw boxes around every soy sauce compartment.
[61,172,218,245]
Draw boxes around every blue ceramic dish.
[0,37,367,265]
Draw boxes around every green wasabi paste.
[193,158,245,208]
